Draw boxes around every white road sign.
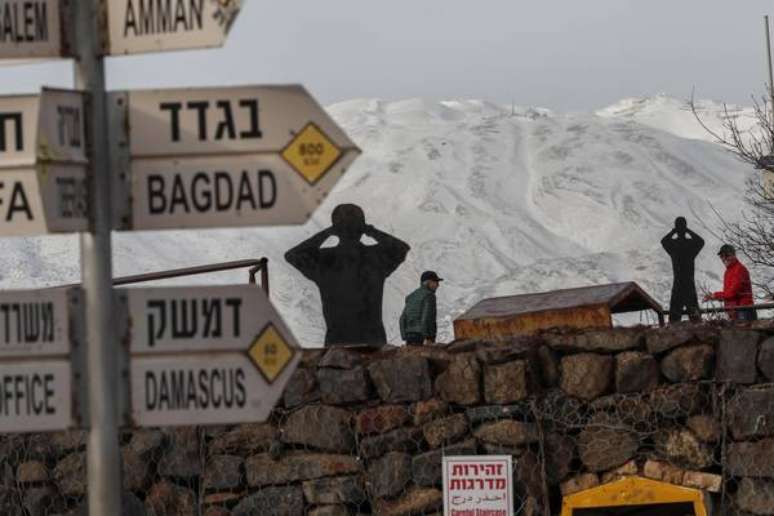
[0,360,74,432]
[0,0,67,60]
[105,0,242,56]
[0,88,88,235]
[0,287,81,433]
[113,85,360,230]
[125,285,301,427]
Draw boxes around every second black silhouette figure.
[661,216,704,323]
[285,204,410,346]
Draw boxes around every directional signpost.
[0,288,82,433]
[0,1,357,514]
[105,0,242,56]
[111,85,360,230]
[124,285,300,426]
[0,0,69,60]
[0,88,88,235]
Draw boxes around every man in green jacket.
[400,271,442,345]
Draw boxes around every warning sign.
[281,123,342,185]
[248,323,295,384]
[443,455,513,516]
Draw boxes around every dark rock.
[727,438,774,477]
[654,429,713,469]
[203,507,232,516]
[546,329,644,353]
[728,387,774,440]
[412,439,477,487]
[17,461,47,483]
[53,452,86,496]
[537,346,560,387]
[435,354,481,405]
[245,453,361,487]
[578,422,638,472]
[545,433,575,484]
[759,337,774,382]
[208,423,277,455]
[422,414,469,448]
[473,420,538,447]
[650,383,707,418]
[202,455,244,491]
[301,475,367,505]
[23,435,55,462]
[157,427,201,479]
[412,399,448,426]
[367,452,411,499]
[24,485,62,516]
[318,367,372,405]
[368,356,432,403]
[465,404,531,425]
[282,405,354,453]
[75,491,146,516]
[356,405,410,435]
[51,431,87,456]
[308,506,351,516]
[283,368,320,408]
[320,348,364,369]
[686,415,721,443]
[373,487,443,515]
[736,477,774,515]
[718,329,760,384]
[646,326,717,354]
[560,353,613,400]
[660,345,714,382]
[359,427,424,459]
[515,451,547,508]
[232,486,304,516]
[483,360,528,404]
[127,430,164,457]
[615,351,659,393]
[145,480,197,516]
[122,446,152,492]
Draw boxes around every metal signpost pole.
[72,1,122,514]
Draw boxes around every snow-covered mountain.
[0,95,755,345]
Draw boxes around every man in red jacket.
[703,244,756,321]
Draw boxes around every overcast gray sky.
[2,0,773,111]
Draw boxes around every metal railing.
[54,257,270,294]
[660,301,774,318]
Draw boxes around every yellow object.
[561,476,709,516]
[248,324,296,384]
[282,123,342,184]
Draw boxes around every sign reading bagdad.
[125,285,300,426]
[113,84,360,230]
[0,288,82,433]
[0,88,88,235]
[0,0,66,59]
[105,0,243,55]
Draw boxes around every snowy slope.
[0,96,753,345]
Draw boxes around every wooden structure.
[561,476,710,516]
[453,282,664,340]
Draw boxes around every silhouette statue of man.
[285,204,410,346]
[661,216,704,323]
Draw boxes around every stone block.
[727,439,774,478]
[642,460,684,484]
[660,345,714,382]
[615,351,659,393]
[122,446,152,492]
[654,429,713,469]
[320,348,364,369]
[483,360,528,404]
[245,453,361,487]
[356,405,410,435]
[411,439,477,487]
[282,405,354,453]
[686,415,720,443]
[283,368,320,409]
[368,356,432,403]
[578,422,638,472]
[728,387,774,440]
[600,460,638,484]
[412,399,448,426]
[547,329,644,353]
[158,427,201,479]
[367,452,411,499]
[318,367,372,405]
[53,452,86,497]
[682,471,722,493]
[232,486,304,516]
[422,414,469,448]
[208,423,277,455]
[359,427,424,459]
[473,420,538,447]
[465,404,530,425]
[16,461,47,484]
[434,354,481,405]
[202,455,244,491]
[560,473,599,496]
[650,383,707,418]
[736,477,774,515]
[759,337,774,382]
[560,353,613,401]
[302,475,367,505]
[646,326,717,355]
[145,480,197,516]
[545,433,575,484]
[373,487,443,516]
[717,329,760,384]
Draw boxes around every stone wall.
[6,321,774,515]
